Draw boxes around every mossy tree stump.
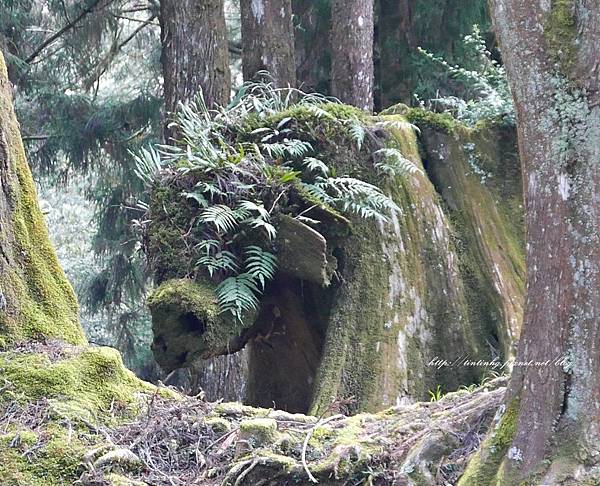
[145,102,526,415]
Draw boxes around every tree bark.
[292,0,331,94]
[461,1,600,483]
[330,0,374,112]
[159,0,231,140]
[0,49,85,346]
[239,0,296,87]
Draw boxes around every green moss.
[149,278,250,370]
[239,418,279,443]
[146,182,202,282]
[204,417,231,434]
[545,0,577,71]
[404,107,461,133]
[0,426,90,486]
[104,474,148,486]
[458,399,519,485]
[148,278,219,323]
[0,347,149,416]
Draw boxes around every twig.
[234,457,259,486]
[301,414,345,483]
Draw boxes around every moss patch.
[0,346,150,416]
[457,399,519,485]
[545,0,577,72]
[148,278,249,371]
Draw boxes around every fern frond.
[244,246,277,289]
[183,191,209,208]
[373,148,423,176]
[197,250,239,277]
[132,147,162,183]
[302,157,330,176]
[346,118,366,150]
[237,200,270,221]
[303,104,335,120]
[198,205,239,234]
[216,273,261,320]
[376,119,421,135]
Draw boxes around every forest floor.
[0,341,506,485]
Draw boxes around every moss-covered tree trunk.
[145,103,526,415]
[0,51,85,347]
[240,0,296,87]
[159,0,231,140]
[460,2,600,484]
[330,0,374,112]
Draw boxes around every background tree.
[292,0,330,94]
[160,0,231,139]
[239,0,295,86]
[330,0,374,112]
[460,1,600,484]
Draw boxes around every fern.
[314,177,400,221]
[346,118,366,150]
[140,81,421,320]
[302,157,329,176]
[261,139,313,159]
[133,147,162,184]
[197,250,239,277]
[198,205,239,234]
[216,274,261,321]
[375,119,421,135]
[373,148,423,176]
[244,246,277,289]
[238,200,277,240]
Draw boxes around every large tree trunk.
[146,107,525,415]
[239,0,296,87]
[330,0,374,112]
[460,2,600,484]
[159,0,231,140]
[0,51,85,347]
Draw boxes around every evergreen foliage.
[416,26,514,124]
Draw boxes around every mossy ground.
[0,343,159,485]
